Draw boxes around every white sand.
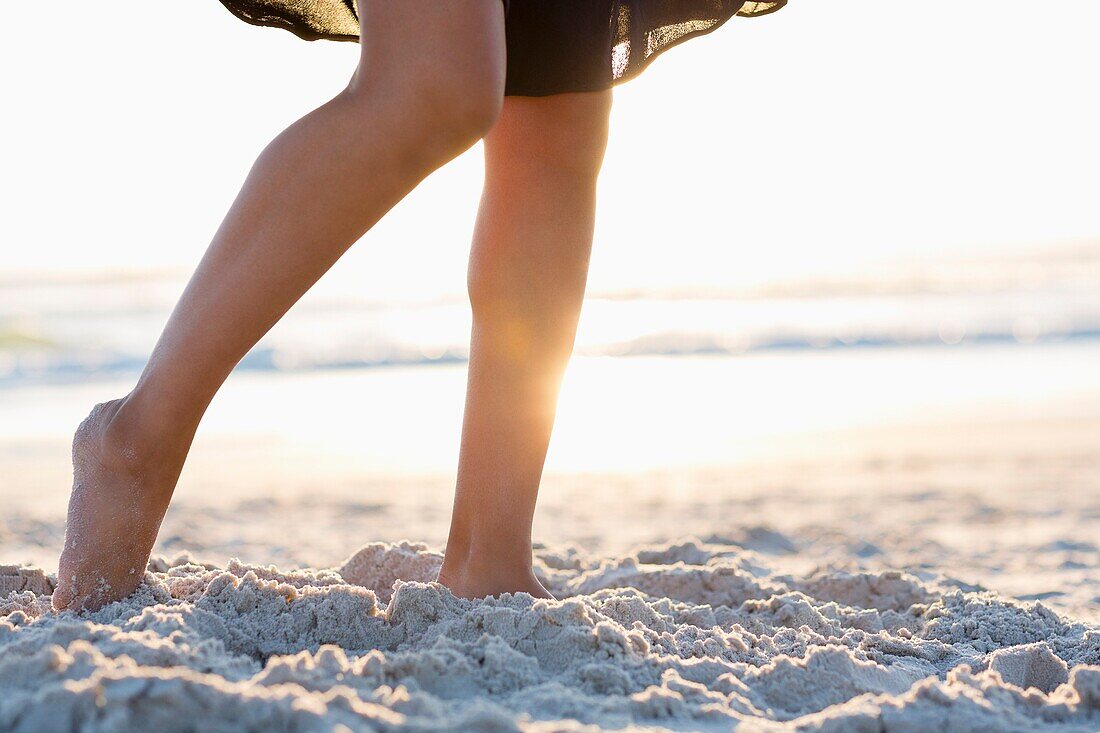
[3,413,1099,730]
[2,536,1099,732]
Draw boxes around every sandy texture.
[3,416,1098,730]
[2,537,1099,732]
[7,431,1099,623]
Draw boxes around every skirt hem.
[215,0,787,97]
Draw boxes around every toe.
[51,575,79,612]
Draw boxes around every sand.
[3,413,1100,731]
[2,531,1099,732]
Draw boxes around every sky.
[3,1,1099,303]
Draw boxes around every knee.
[412,75,503,158]
[345,62,504,168]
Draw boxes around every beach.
[5,0,1100,723]
[3,343,1100,731]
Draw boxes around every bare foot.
[53,399,187,612]
[436,556,555,601]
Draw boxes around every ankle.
[91,393,195,474]
[436,545,551,600]
[441,532,534,578]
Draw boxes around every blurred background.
[2,2,1099,607]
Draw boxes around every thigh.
[486,92,614,175]
[354,0,508,97]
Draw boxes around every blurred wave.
[2,245,1098,387]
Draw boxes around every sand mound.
[2,539,1099,732]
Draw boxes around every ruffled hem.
[216,0,788,96]
[607,1,787,94]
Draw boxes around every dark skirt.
[217,0,787,97]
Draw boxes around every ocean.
[3,247,1098,387]
[2,248,1098,479]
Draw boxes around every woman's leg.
[54,0,508,612]
[438,90,614,599]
